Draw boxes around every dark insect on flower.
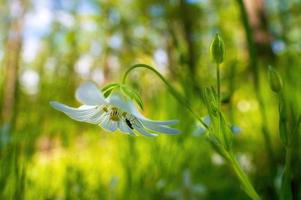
[125,118,134,129]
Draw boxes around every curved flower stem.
[122,64,208,129]
[280,147,292,200]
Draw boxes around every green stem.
[278,92,293,200]
[216,63,221,111]
[122,64,208,129]
[284,148,292,175]
[226,152,262,200]
[280,147,293,200]
[216,62,221,140]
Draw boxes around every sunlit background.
[0,0,301,199]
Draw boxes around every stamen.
[102,106,108,112]
[109,107,121,121]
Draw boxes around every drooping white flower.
[50,82,180,137]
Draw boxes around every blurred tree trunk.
[1,0,27,129]
[99,3,113,82]
[179,0,197,87]
[244,0,275,60]
[63,5,81,100]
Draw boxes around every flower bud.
[268,66,283,93]
[210,33,225,64]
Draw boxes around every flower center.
[109,107,121,121]
[102,106,108,112]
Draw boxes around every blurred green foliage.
[0,0,301,199]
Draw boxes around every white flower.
[50,82,180,137]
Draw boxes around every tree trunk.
[1,0,27,128]
[244,0,274,60]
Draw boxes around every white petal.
[133,124,157,137]
[108,121,118,132]
[107,93,149,120]
[88,111,103,124]
[141,122,180,134]
[99,114,110,130]
[139,118,178,126]
[119,120,135,135]
[78,105,97,109]
[75,81,107,105]
[107,93,133,113]
[99,114,118,132]
[50,101,102,124]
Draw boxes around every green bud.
[210,33,225,64]
[268,66,283,93]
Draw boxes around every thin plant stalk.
[123,64,208,129]
[216,62,221,148]
[281,147,292,199]
[278,92,293,200]
[280,144,293,200]
[215,62,261,200]
[216,63,221,110]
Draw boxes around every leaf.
[120,85,144,110]
[279,95,288,146]
[200,87,218,117]
[220,113,233,151]
[102,83,120,92]
[101,83,120,98]
[103,89,113,98]
[280,167,292,200]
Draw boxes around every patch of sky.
[153,48,168,73]
[22,0,99,62]
[91,68,105,84]
[148,4,164,17]
[22,37,41,63]
[23,0,53,39]
[272,39,285,54]
[109,34,123,49]
[90,40,103,56]
[20,69,40,95]
[108,9,121,26]
[55,11,75,28]
[75,54,94,78]
[77,0,100,15]
[22,0,53,63]
[186,0,207,4]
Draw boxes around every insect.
[125,118,134,129]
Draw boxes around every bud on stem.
[210,33,225,64]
